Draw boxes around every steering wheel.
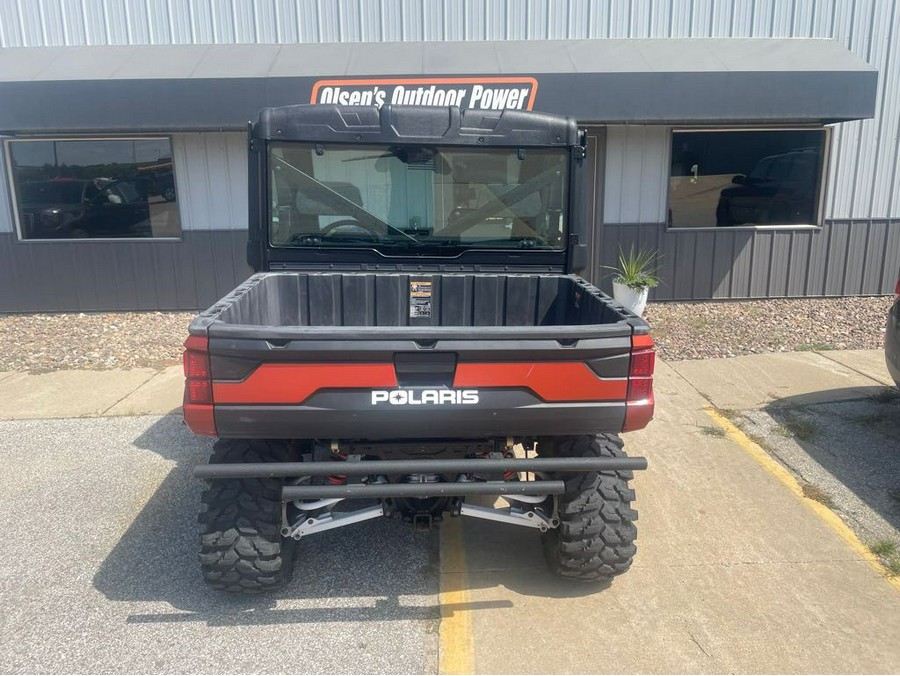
[320,219,381,241]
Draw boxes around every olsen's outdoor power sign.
[310,77,538,111]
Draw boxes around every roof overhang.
[0,38,878,133]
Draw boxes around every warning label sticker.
[409,280,433,319]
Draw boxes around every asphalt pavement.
[0,352,898,673]
[0,415,439,674]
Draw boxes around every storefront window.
[5,137,181,240]
[668,129,827,229]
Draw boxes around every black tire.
[198,439,298,593]
[538,434,638,581]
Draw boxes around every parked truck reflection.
[18,178,152,239]
[716,148,820,227]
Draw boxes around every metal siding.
[171,131,247,231]
[882,220,900,291]
[0,231,251,312]
[103,0,132,44]
[766,231,792,296]
[1,0,899,304]
[824,219,850,294]
[603,125,668,225]
[692,230,715,298]
[0,2,20,47]
[358,0,381,42]
[591,220,900,300]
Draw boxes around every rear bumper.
[193,455,649,501]
[213,399,627,439]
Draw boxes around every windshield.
[268,143,569,251]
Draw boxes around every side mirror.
[732,174,747,185]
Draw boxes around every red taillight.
[183,335,216,437]
[627,376,653,402]
[629,350,655,378]
[894,278,900,301]
[624,333,655,432]
[183,350,210,380]
[187,378,212,405]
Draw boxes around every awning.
[0,38,877,132]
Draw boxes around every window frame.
[3,135,183,243]
[665,125,832,232]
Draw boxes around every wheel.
[198,439,298,593]
[538,434,638,581]
[715,201,732,226]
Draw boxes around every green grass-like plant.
[606,245,661,290]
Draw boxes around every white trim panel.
[603,125,669,225]
[172,131,248,231]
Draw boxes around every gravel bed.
[0,312,195,372]
[0,295,893,371]
[644,296,894,361]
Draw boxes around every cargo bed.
[194,271,634,336]
[185,271,651,440]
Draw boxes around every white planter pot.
[613,281,649,317]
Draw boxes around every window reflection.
[668,129,826,228]
[7,138,181,240]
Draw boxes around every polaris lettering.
[371,389,479,405]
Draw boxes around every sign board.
[310,77,538,111]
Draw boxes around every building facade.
[0,0,898,312]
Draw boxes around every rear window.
[268,143,569,253]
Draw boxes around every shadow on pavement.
[765,385,900,532]
[458,517,615,599]
[93,415,550,625]
[93,415,450,626]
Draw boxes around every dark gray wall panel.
[0,231,252,313]
[594,219,900,301]
[824,221,850,296]
[785,230,811,297]
[882,223,900,293]
[692,235,715,299]
[2,221,898,312]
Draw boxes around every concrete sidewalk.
[0,365,183,419]
[456,358,900,674]
[668,349,894,410]
[0,349,891,421]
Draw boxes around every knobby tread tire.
[198,439,297,593]
[539,434,639,581]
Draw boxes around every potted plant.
[606,245,660,317]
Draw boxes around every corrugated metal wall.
[0,230,250,311]
[0,1,898,307]
[603,126,669,224]
[1,0,898,222]
[171,132,248,230]
[596,220,900,299]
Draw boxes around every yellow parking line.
[439,517,475,674]
[705,406,900,593]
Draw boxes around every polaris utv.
[184,104,654,593]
